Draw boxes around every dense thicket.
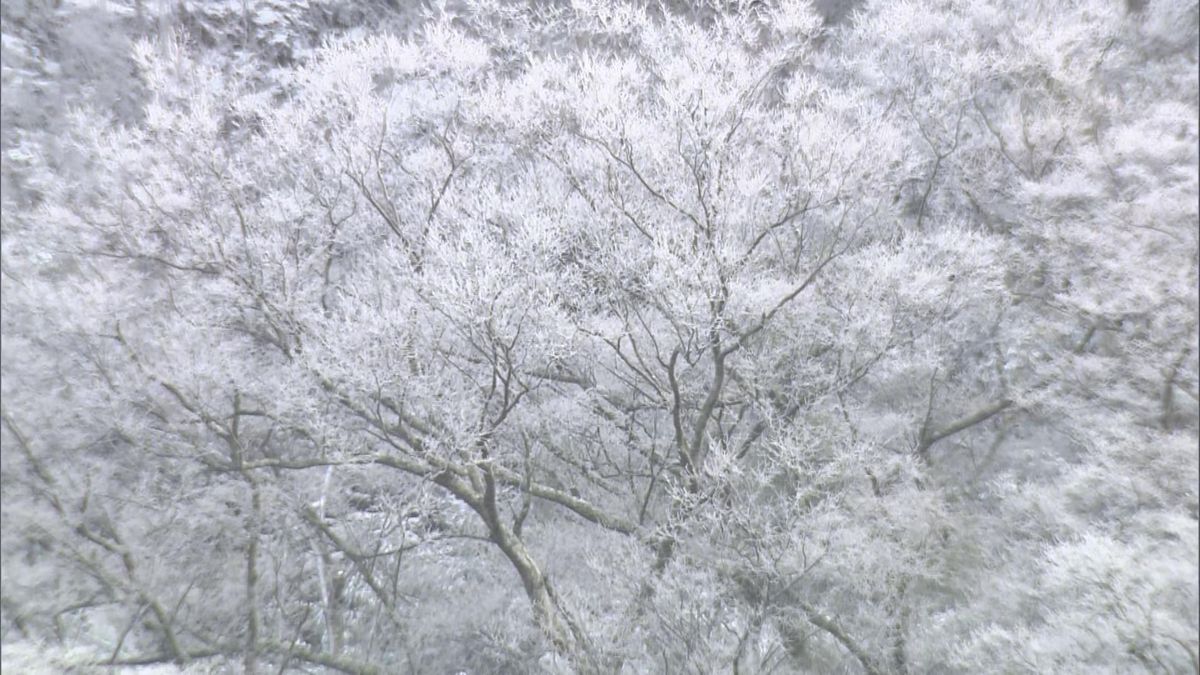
[2,1,1197,673]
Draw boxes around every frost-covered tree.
[2,0,1196,673]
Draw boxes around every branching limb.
[795,601,884,675]
[917,399,1014,458]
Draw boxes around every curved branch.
[796,601,884,675]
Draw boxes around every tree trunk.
[448,466,595,669]
[493,531,574,651]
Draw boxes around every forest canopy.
[1,0,1197,673]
